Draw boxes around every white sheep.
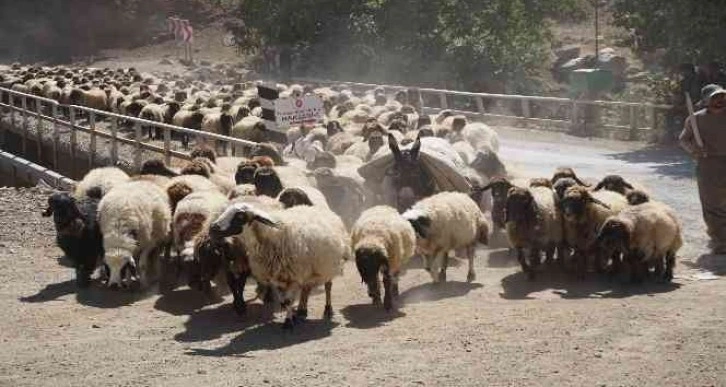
[210,203,351,329]
[351,206,416,310]
[595,201,682,282]
[172,190,229,269]
[98,181,172,288]
[402,192,489,283]
[165,174,221,213]
[74,167,130,199]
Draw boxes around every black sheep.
[42,192,104,287]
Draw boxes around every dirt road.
[1,128,725,387]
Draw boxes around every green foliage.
[612,0,726,65]
[233,0,588,91]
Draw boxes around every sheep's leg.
[367,274,382,306]
[282,297,295,330]
[181,134,189,150]
[664,252,676,283]
[653,256,665,281]
[466,244,476,283]
[438,251,449,283]
[608,252,622,280]
[556,243,568,267]
[628,251,645,284]
[392,273,400,299]
[323,281,334,320]
[382,269,393,312]
[225,271,246,316]
[516,247,530,276]
[545,244,555,265]
[296,286,311,322]
[529,248,541,280]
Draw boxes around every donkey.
[385,133,436,212]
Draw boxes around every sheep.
[172,108,206,149]
[228,184,257,200]
[529,178,553,189]
[277,186,329,209]
[469,147,508,179]
[165,174,221,213]
[504,186,563,279]
[69,87,108,111]
[170,190,229,290]
[180,157,236,194]
[42,192,103,287]
[200,111,235,155]
[73,167,130,199]
[551,167,589,186]
[209,203,351,329]
[351,206,416,311]
[402,192,489,283]
[626,189,650,206]
[453,122,500,153]
[139,159,179,178]
[552,177,580,202]
[478,176,517,230]
[594,201,682,283]
[139,102,181,140]
[97,181,172,288]
[593,174,645,196]
[311,167,369,230]
[560,186,628,275]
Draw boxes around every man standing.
[679,84,726,253]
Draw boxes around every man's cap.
[701,84,726,105]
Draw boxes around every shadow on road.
[487,249,518,268]
[74,284,150,308]
[683,254,726,276]
[399,281,483,305]
[500,269,681,300]
[186,320,339,357]
[607,145,694,179]
[174,302,273,343]
[19,279,76,303]
[340,303,406,329]
[154,287,224,316]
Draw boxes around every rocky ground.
[1,126,725,387]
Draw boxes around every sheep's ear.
[408,216,431,239]
[592,181,604,191]
[388,133,401,160]
[574,176,590,187]
[624,181,634,190]
[410,134,422,159]
[250,210,280,228]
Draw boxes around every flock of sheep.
[1,64,684,330]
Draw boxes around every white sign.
[274,95,325,128]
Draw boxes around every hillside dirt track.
[1,126,726,387]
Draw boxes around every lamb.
[73,167,130,199]
[97,181,172,288]
[42,192,103,287]
[402,192,489,283]
[504,186,563,279]
[210,203,351,329]
[594,201,682,282]
[351,206,416,311]
[560,186,628,274]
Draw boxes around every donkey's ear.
[388,133,401,160]
[410,133,422,159]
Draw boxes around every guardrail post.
[10,95,16,129]
[35,100,43,162]
[21,96,28,155]
[69,107,77,176]
[521,99,531,118]
[649,106,657,132]
[51,104,59,170]
[439,92,448,110]
[111,117,119,165]
[163,126,171,165]
[475,96,485,114]
[570,100,579,134]
[629,105,638,141]
[134,122,143,171]
[89,111,97,168]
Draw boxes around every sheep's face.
[190,147,217,163]
[254,167,283,198]
[355,247,387,291]
[553,178,577,202]
[471,150,507,178]
[189,234,229,291]
[595,219,630,256]
[42,193,84,237]
[594,175,633,195]
[104,250,137,288]
[140,159,178,177]
[181,159,212,178]
[626,190,650,205]
[505,187,537,224]
[235,162,259,185]
[210,203,279,238]
[278,188,313,209]
[560,190,588,220]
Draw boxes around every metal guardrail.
[0,149,75,190]
[295,77,674,140]
[0,87,261,176]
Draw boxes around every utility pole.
[594,0,600,61]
